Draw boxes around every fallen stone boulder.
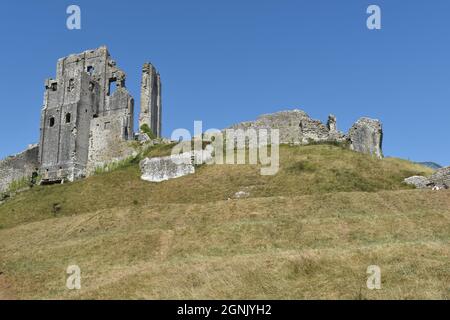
[140,148,213,183]
[140,153,194,182]
[404,167,450,190]
[429,166,450,189]
[404,176,433,189]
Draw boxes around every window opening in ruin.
[108,79,117,96]
[65,113,71,123]
[49,117,55,127]
[51,83,58,91]
[68,78,75,92]
[87,66,95,75]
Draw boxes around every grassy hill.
[0,144,448,299]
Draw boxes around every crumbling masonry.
[0,46,162,191]
[230,109,383,158]
[39,47,162,183]
[139,63,162,137]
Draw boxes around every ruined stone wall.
[230,110,346,145]
[87,113,136,175]
[106,87,134,140]
[139,63,162,137]
[40,71,100,182]
[0,145,39,193]
[1,46,162,188]
[39,47,135,182]
[348,118,383,159]
[229,109,383,158]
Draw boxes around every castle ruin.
[139,63,162,138]
[230,110,383,158]
[0,46,162,191]
[0,47,384,194]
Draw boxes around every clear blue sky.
[0,0,449,165]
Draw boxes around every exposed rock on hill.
[429,167,450,189]
[404,176,433,189]
[404,166,450,190]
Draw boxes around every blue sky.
[0,0,449,165]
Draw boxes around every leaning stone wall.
[348,118,383,159]
[0,145,39,193]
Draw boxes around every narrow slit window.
[49,116,55,127]
[65,113,71,123]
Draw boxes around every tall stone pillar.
[139,63,162,137]
[327,114,337,132]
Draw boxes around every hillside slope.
[0,145,448,299]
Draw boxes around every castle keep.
[0,46,162,191]
[38,46,162,183]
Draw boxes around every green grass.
[0,144,447,300]
[140,124,156,140]
[0,145,432,229]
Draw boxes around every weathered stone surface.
[33,47,163,184]
[404,176,432,189]
[228,110,384,159]
[233,190,250,199]
[348,118,383,159]
[0,144,39,193]
[140,154,194,182]
[87,112,136,175]
[404,167,450,190]
[327,114,337,132]
[39,47,138,183]
[229,109,346,145]
[429,166,450,189]
[140,149,212,182]
[139,63,162,137]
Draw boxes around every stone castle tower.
[139,63,162,137]
[38,46,162,183]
